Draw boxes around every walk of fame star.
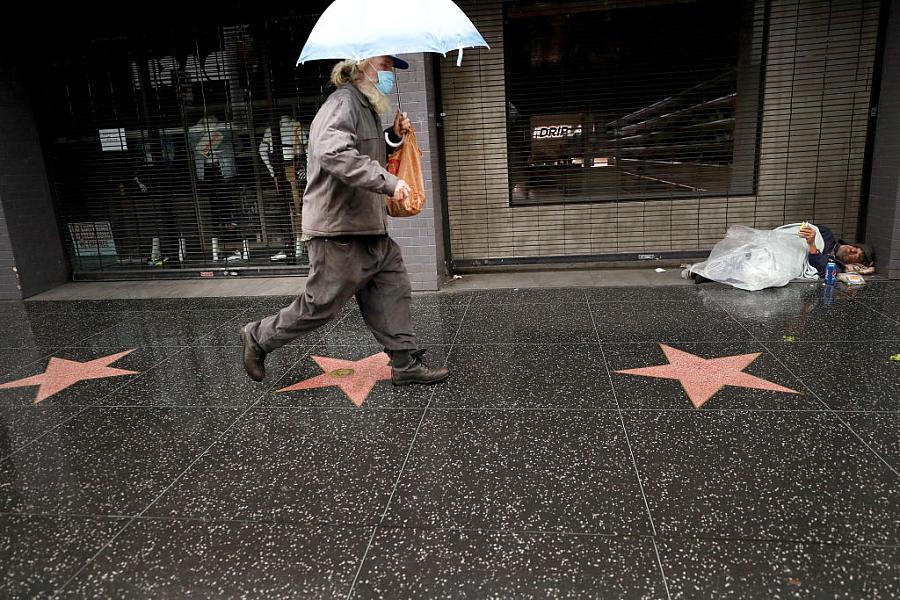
[277,352,392,407]
[615,344,799,408]
[0,350,140,404]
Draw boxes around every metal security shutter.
[439,0,881,268]
[21,7,335,278]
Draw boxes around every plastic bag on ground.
[690,225,808,291]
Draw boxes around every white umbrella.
[297,0,489,67]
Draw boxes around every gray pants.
[247,235,417,353]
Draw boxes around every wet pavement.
[1,281,899,598]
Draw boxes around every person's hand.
[393,110,411,138]
[393,179,411,201]
[799,225,817,251]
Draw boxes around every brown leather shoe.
[390,350,449,386]
[240,325,266,382]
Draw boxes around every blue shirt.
[808,224,840,278]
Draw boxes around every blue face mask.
[371,66,395,96]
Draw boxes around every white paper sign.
[99,128,127,151]
[68,221,118,257]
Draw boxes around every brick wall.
[381,53,446,291]
[440,0,880,262]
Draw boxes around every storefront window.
[504,0,763,205]
[29,13,332,275]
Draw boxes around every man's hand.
[393,111,411,139]
[799,225,818,252]
[393,179,411,201]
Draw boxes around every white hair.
[330,59,390,115]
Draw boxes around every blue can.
[825,259,837,286]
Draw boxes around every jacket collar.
[345,83,375,111]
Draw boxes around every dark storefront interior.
[10,2,334,278]
[504,0,763,205]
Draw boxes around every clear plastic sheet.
[690,225,808,291]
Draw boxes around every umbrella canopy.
[297,0,489,67]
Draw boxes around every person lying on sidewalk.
[795,223,874,278]
[682,222,875,291]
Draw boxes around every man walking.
[240,55,449,386]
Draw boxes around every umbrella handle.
[396,76,403,113]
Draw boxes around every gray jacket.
[301,84,399,237]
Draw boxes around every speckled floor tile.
[98,346,309,407]
[258,344,445,409]
[468,287,588,305]
[24,297,298,314]
[719,294,900,342]
[410,291,472,306]
[586,286,704,304]
[0,309,137,349]
[0,515,124,598]
[842,412,900,471]
[23,299,142,313]
[0,346,180,408]
[59,520,369,599]
[149,296,297,312]
[77,310,246,347]
[658,538,900,599]
[352,528,666,599]
[698,283,853,316]
[0,347,54,379]
[147,408,421,524]
[431,344,616,409]
[203,306,333,347]
[316,304,466,347]
[767,341,900,411]
[855,296,900,324]
[623,410,900,544]
[0,405,82,459]
[455,303,597,344]
[407,302,470,345]
[589,302,752,343]
[383,410,651,534]
[0,407,240,516]
[2,287,899,597]
[698,284,869,343]
[840,280,900,299]
[605,342,813,410]
[215,298,440,348]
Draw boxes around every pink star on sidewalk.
[277,352,392,407]
[615,344,799,408]
[0,350,139,404]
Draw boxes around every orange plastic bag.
[385,125,426,217]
